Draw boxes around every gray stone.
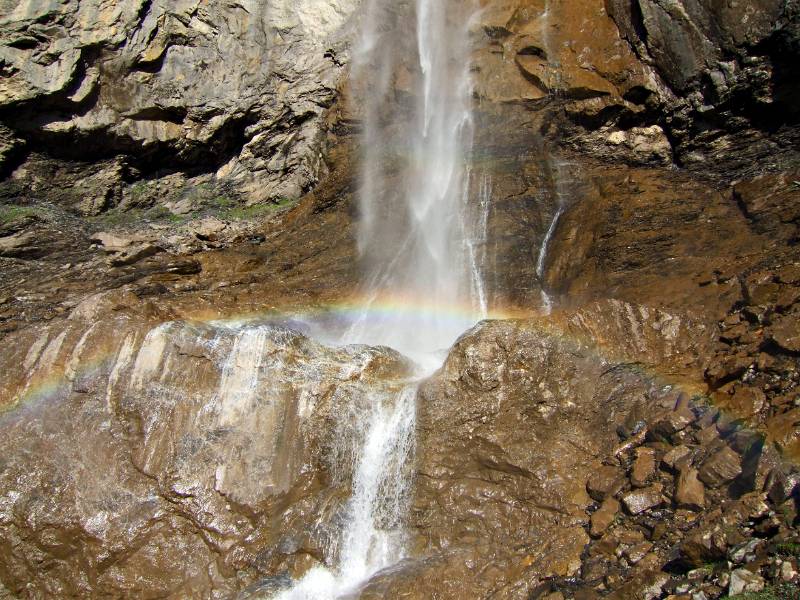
[0,0,360,204]
[729,539,762,564]
[622,484,663,515]
[0,231,39,257]
[107,243,163,266]
[191,217,228,241]
[728,568,765,596]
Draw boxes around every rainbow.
[182,293,525,329]
[0,298,794,465]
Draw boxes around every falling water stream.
[341,0,484,367]
[536,159,572,314]
[274,0,484,597]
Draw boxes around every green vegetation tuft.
[721,583,800,599]
[90,207,143,227]
[210,195,235,209]
[88,192,297,229]
[144,205,183,223]
[211,197,295,221]
[129,181,149,201]
[0,205,42,224]
[776,542,800,558]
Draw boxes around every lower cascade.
[275,385,417,599]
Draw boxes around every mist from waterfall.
[342,0,485,368]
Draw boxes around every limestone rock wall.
[0,0,360,202]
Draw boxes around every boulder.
[191,217,228,241]
[698,447,742,488]
[92,231,153,252]
[675,468,706,510]
[0,230,40,258]
[622,485,664,515]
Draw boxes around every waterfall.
[275,0,483,596]
[343,0,484,367]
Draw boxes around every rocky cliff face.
[1,0,358,206]
[1,0,799,599]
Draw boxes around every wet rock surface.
[0,0,799,598]
[0,315,414,597]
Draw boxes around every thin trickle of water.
[466,170,492,318]
[536,202,564,314]
[536,159,573,314]
[216,326,269,426]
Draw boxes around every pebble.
[780,560,797,582]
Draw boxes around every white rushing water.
[342,0,484,365]
[275,0,484,597]
[275,385,417,600]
